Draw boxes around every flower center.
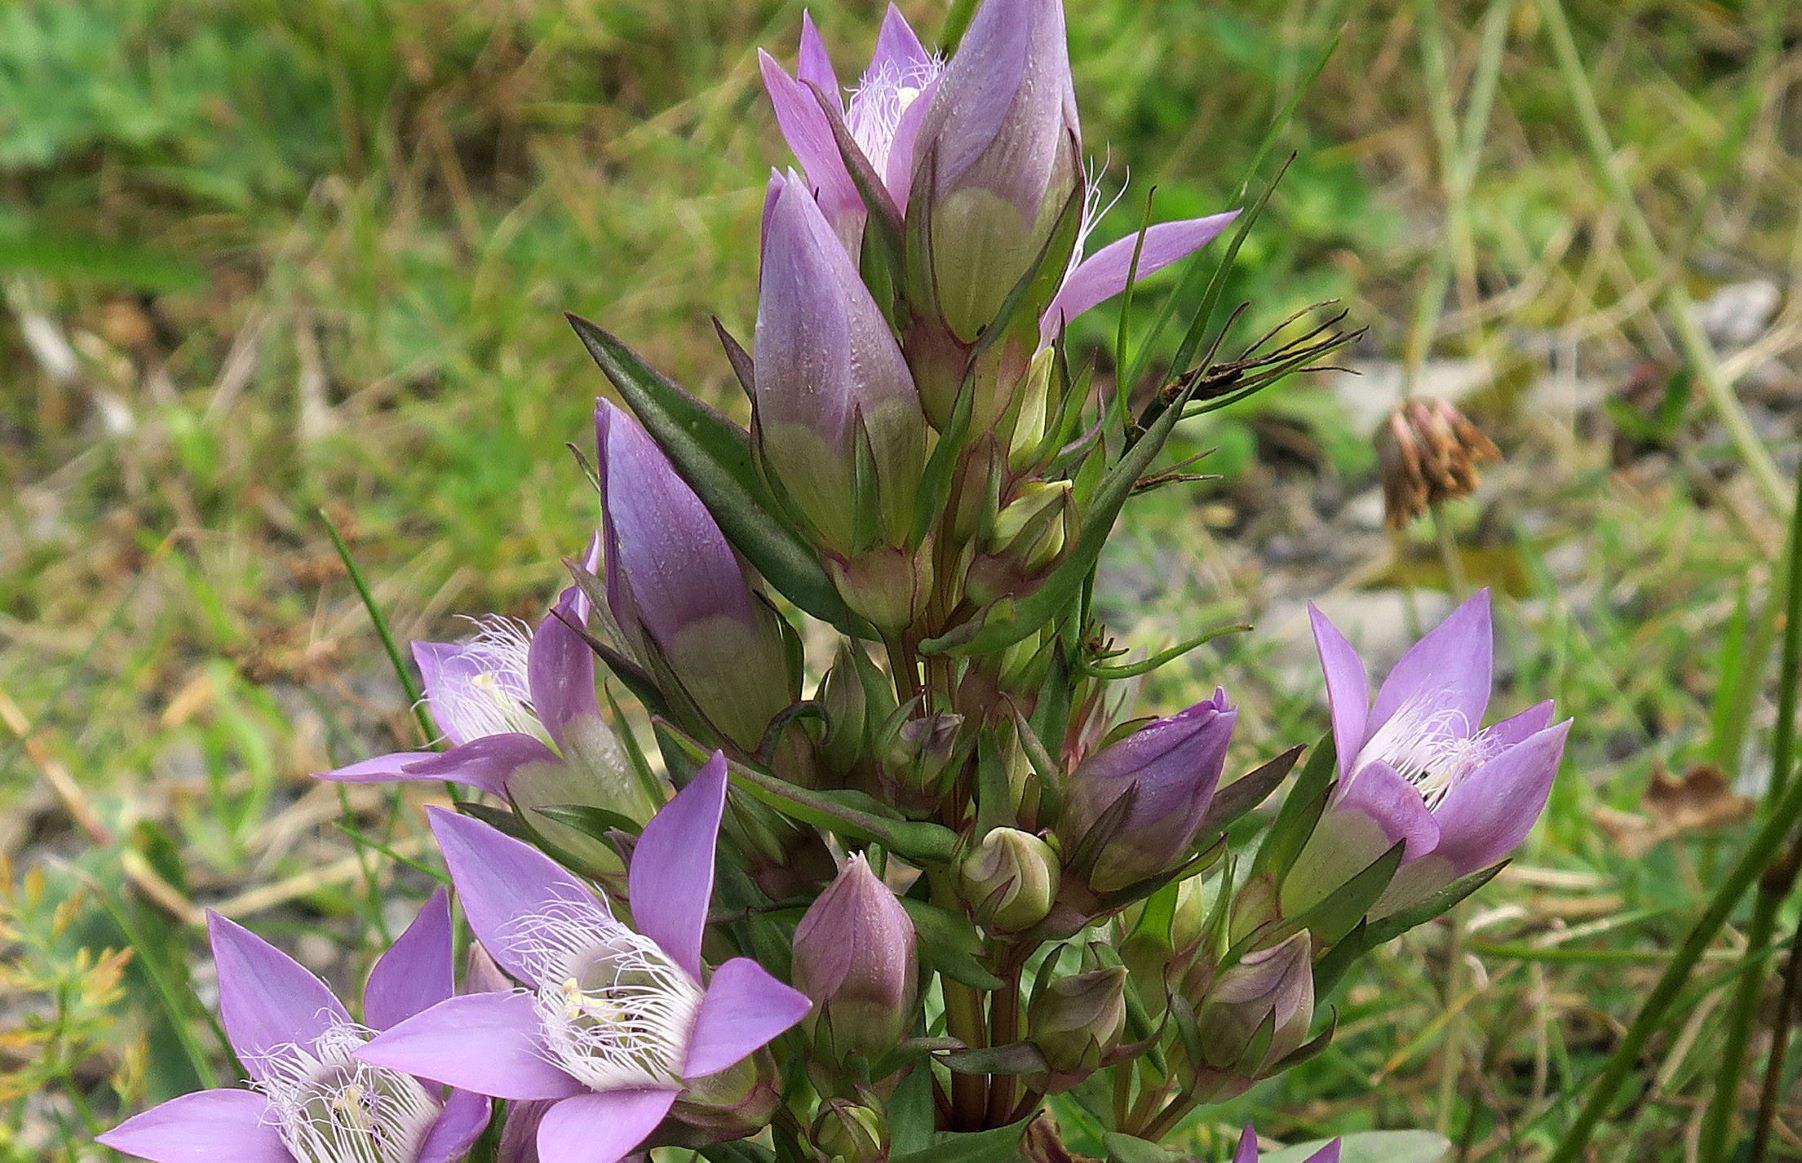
[426,616,550,745]
[1353,692,1498,808]
[252,1022,438,1163]
[508,895,704,1092]
[845,56,943,177]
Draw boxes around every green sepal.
[567,314,851,627]
[1193,745,1303,838]
[1246,733,1336,887]
[936,1040,1049,1075]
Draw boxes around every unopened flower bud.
[910,0,1081,343]
[960,828,1061,932]
[1007,346,1059,473]
[1376,397,1501,529]
[817,646,872,777]
[1062,690,1236,893]
[1028,966,1126,1076]
[812,1100,886,1163]
[755,170,926,555]
[673,1048,783,1140]
[885,711,967,800]
[968,481,1071,604]
[596,401,796,749]
[1192,932,1314,1078]
[825,543,933,631]
[793,855,918,1060]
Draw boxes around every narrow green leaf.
[567,315,851,626]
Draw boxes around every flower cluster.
[102,1,1567,1160]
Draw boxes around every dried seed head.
[1376,398,1502,530]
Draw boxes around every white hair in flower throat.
[504,891,704,1092]
[1352,690,1501,808]
[250,1022,437,1163]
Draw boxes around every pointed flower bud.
[1062,690,1237,893]
[967,480,1072,604]
[884,711,967,802]
[1185,933,1315,1097]
[960,827,1061,932]
[1028,965,1126,1077]
[596,401,796,750]
[756,171,926,556]
[911,0,1081,341]
[811,1100,886,1163]
[793,854,918,1059]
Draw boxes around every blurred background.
[1,0,1799,1158]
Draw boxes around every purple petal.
[1368,589,1493,742]
[537,1089,679,1163]
[428,807,599,983]
[1432,720,1571,874]
[497,1099,551,1163]
[871,5,930,77]
[1233,1123,1259,1163]
[594,401,763,655]
[463,942,513,994]
[884,73,940,204]
[797,11,840,95]
[1305,1142,1343,1163]
[758,50,859,222]
[413,639,473,744]
[630,752,728,978]
[1040,212,1240,342]
[207,912,349,1080]
[419,1088,494,1163]
[683,956,813,1078]
[357,992,584,1101]
[1308,604,1372,779]
[1336,761,1441,860]
[365,888,454,1031]
[1488,700,1556,748]
[530,586,599,752]
[316,749,438,783]
[96,1089,287,1163]
[319,735,559,796]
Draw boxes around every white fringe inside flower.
[1353,691,1500,808]
[505,892,703,1091]
[424,615,550,745]
[251,1020,438,1163]
[846,55,943,177]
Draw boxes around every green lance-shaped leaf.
[567,315,852,627]
[899,897,1005,992]
[890,1120,1034,1163]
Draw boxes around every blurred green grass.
[2,0,1799,1159]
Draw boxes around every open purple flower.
[758,5,942,246]
[98,892,489,1163]
[316,540,626,802]
[355,752,811,1163]
[1289,590,1571,916]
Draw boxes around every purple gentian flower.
[756,168,925,557]
[355,753,811,1163]
[596,401,796,751]
[1233,1124,1341,1163]
[1061,689,1237,893]
[758,5,942,247]
[98,892,489,1163]
[1291,590,1571,916]
[317,539,619,800]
